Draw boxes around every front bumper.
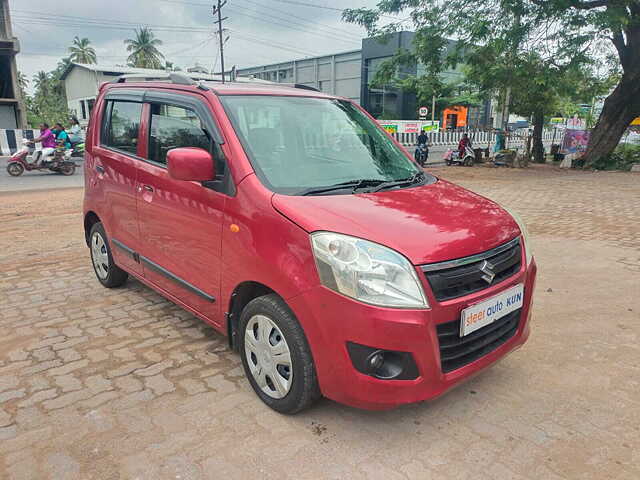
[288,258,537,410]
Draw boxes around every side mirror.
[167,147,215,182]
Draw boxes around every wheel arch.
[84,211,101,247]
[227,281,278,351]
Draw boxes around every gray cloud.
[12,0,394,91]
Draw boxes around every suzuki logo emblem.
[479,260,496,284]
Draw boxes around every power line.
[268,0,401,19]
[224,4,360,45]
[150,0,362,44]
[234,0,362,40]
[227,28,319,57]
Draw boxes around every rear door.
[135,91,231,324]
[92,92,145,275]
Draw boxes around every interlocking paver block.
[0,169,638,479]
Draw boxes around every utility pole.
[431,95,436,123]
[213,0,227,82]
[502,9,521,133]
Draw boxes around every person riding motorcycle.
[458,133,471,159]
[414,130,430,166]
[52,123,72,150]
[31,123,57,165]
[68,117,84,144]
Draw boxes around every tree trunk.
[532,109,545,163]
[583,70,640,166]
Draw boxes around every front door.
[135,97,227,323]
[93,98,144,275]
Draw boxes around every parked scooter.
[444,145,475,167]
[414,143,429,167]
[6,139,76,177]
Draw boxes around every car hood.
[271,179,521,265]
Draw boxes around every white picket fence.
[0,129,42,156]
[391,129,557,148]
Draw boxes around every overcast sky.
[11,0,406,93]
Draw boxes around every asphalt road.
[0,142,548,193]
[0,156,84,193]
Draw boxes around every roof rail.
[290,83,320,92]
[114,73,321,93]
[115,72,211,90]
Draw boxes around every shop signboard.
[404,123,420,134]
[422,121,440,132]
[561,129,590,155]
[380,124,398,134]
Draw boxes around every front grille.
[422,238,521,302]
[436,308,521,373]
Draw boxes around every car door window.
[148,104,216,166]
[102,101,143,154]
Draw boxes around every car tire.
[89,222,128,288]
[239,294,320,414]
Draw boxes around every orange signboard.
[442,106,468,130]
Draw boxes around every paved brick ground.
[0,166,638,479]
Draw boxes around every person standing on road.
[494,129,506,153]
[31,123,56,164]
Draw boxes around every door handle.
[143,185,154,192]
[95,165,105,174]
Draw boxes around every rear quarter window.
[101,100,142,155]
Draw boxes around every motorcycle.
[6,139,76,177]
[444,144,475,167]
[70,140,85,158]
[414,143,429,167]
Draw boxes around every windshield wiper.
[298,179,386,196]
[365,171,426,193]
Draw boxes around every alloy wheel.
[91,232,109,280]
[244,314,293,399]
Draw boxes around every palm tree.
[17,71,29,92]
[55,57,72,78]
[33,71,50,96]
[68,36,97,64]
[125,27,164,69]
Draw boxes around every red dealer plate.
[460,284,524,337]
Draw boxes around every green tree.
[28,67,70,127]
[345,0,638,167]
[125,27,165,69]
[32,71,50,97]
[68,36,97,64]
[531,0,640,165]
[345,2,584,162]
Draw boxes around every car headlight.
[502,207,533,265]
[311,232,428,309]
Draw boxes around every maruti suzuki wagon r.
[83,73,536,413]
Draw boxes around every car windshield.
[221,95,430,195]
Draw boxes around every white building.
[60,63,221,126]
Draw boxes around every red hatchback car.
[83,73,536,413]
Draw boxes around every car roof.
[104,79,338,100]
